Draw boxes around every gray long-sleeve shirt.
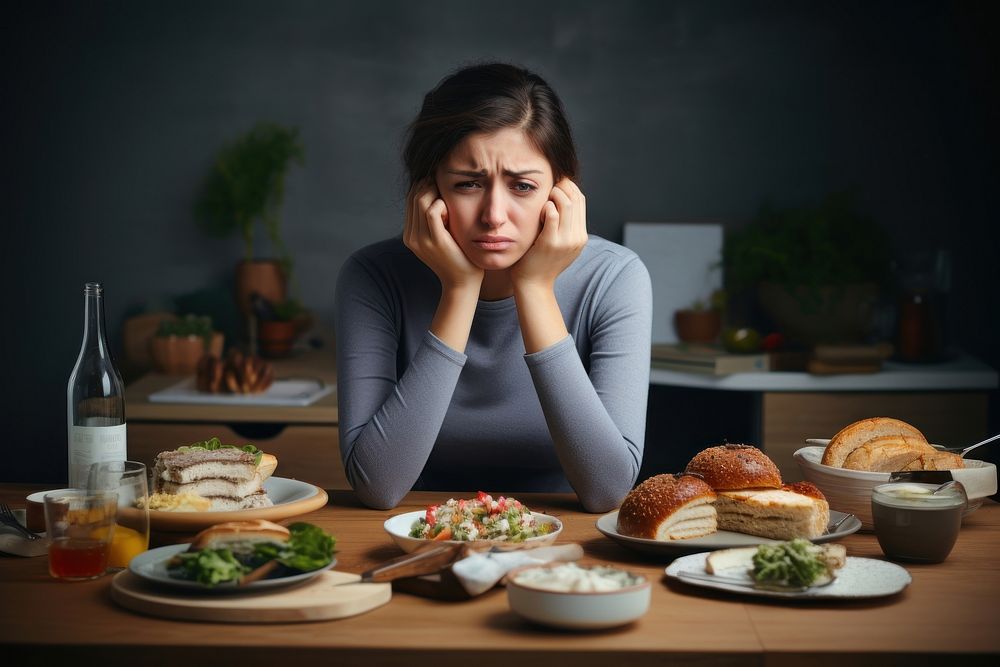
[334,235,652,512]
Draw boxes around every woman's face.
[435,128,554,272]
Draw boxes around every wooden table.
[2,485,998,665]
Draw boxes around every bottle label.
[69,424,127,488]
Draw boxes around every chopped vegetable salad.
[408,492,554,542]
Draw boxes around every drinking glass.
[88,460,150,569]
[43,489,118,581]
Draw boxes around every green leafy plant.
[723,193,890,292]
[156,314,214,347]
[270,298,305,322]
[194,122,305,277]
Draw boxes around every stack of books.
[651,344,769,375]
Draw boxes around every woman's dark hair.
[403,63,578,188]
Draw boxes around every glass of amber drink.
[88,461,150,569]
[43,489,118,580]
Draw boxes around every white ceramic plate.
[149,477,329,533]
[148,377,334,407]
[596,510,860,556]
[665,551,911,599]
[129,543,336,593]
[384,510,562,553]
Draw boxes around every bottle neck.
[80,283,110,356]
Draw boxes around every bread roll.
[685,444,782,490]
[617,474,718,540]
[190,519,289,551]
[903,450,965,471]
[822,417,927,467]
[842,435,929,472]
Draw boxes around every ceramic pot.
[150,332,224,375]
[259,320,296,358]
[235,260,286,319]
[673,309,722,344]
[757,282,878,346]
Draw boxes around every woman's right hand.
[404,182,484,292]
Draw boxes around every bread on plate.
[685,444,830,540]
[616,473,717,540]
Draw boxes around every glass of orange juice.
[89,461,150,570]
[43,489,118,580]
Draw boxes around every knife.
[359,543,464,583]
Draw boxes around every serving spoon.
[939,432,1000,458]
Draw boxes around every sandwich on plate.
[166,519,335,586]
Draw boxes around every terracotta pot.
[757,282,878,346]
[259,320,297,358]
[673,309,722,344]
[150,332,224,375]
[235,260,286,319]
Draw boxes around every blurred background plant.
[194,121,305,280]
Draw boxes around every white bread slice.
[206,491,274,512]
[822,417,927,467]
[158,475,265,498]
[652,499,718,540]
[716,484,829,540]
[705,546,757,573]
[842,435,928,472]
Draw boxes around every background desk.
[125,347,348,489]
[644,354,999,481]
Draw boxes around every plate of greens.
[665,550,911,600]
[130,522,336,593]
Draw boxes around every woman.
[335,63,652,512]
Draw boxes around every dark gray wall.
[6,0,997,483]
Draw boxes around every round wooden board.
[110,570,391,623]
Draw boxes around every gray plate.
[129,543,336,593]
[596,510,861,556]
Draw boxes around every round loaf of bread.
[684,444,782,490]
[190,519,289,551]
[616,474,717,540]
[821,417,927,467]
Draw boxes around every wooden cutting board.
[111,570,391,623]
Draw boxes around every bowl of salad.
[383,492,562,553]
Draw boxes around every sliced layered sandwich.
[152,445,274,511]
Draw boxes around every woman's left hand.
[510,178,588,290]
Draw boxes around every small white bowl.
[794,444,997,530]
[383,510,562,553]
[506,563,651,630]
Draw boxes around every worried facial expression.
[435,128,554,272]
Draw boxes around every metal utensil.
[676,570,835,593]
[939,432,1000,458]
[0,502,43,541]
[826,513,854,534]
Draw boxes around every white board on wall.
[623,222,723,344]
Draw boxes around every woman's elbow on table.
[346,467,409,510]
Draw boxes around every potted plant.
[674,290,725,344]
[194,121,305,319]
[723,193,890,346]
[255,297,309,358]
[149,315,224,375]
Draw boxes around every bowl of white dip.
[505,562,650,630]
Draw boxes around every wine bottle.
[67,282,127,488]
